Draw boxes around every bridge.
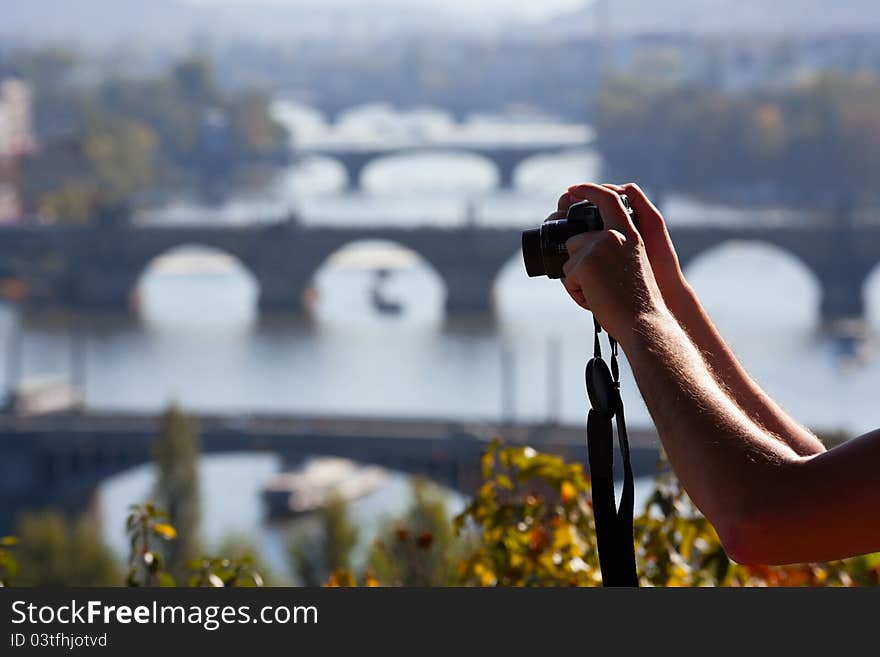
[0,222,877,323]
[0,411,662,533]
[296,143,589,191]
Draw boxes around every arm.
[563,183,825,456]
[624,308,880,564]
[669,279,826,456]
[561,183,880,564]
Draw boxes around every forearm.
[666,281,825,456]
[620,308,801,540]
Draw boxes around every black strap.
[585,324,639,587]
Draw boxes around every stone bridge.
[0,222,877,322]
[298,143,591,190]
[0,412,661,533]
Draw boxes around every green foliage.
[289,494,359,586]
[152,404,202,578]
[32,110,159,224]
[81,111,159,205]
[0,536,20,587]
[126,503,179,587]
[20,55,287,223]
[228,92,288,158]
[213,535,279,586]
[459,442,878,587]
[92,56,285,172]
[6,442,876,588]
[367,479,460,586]
[186,556,264,588]
[594,71,880,218]
[125,504,267,588]
[332,441,879,587]
[455,441,599,586]
[13,511,120,586]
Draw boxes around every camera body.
[521,194,635,279]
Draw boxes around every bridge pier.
[343,156,372,192]
[812,236,877,325]
[819,278,865,324]
[495,160,518,190]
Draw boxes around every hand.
[553,182,692,318]
[557,183,668,342]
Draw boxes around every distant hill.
[0,0,468,48]
[0,0,201,46]
[534,0,880,37]
[3,0,878,50]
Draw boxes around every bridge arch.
[359,150,498,195]
[512,149,603,194]
[682,240,821,329]
[493,249,585,329]
[133,244,260,331]
[306,239,446,324]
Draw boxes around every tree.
[594,71,880,222]
[152,404,201,577]
[125,503,267,588]
[25,110,159,224]
[19,53,288,224]
[12,511,120,586]
[367,479,459,587]
[289,494,359,586]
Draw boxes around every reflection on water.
[8,101,880,580]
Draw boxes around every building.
[0,77,35,222]
[0,77,35,159]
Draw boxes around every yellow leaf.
[153,523,177,540]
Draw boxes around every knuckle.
[565,235,584,255]
[593,232,614,251]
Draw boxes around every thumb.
[613,183,668,240]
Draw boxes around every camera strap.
[585,318,639,586]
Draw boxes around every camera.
[521,194,635,279]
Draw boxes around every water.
[9,101,880,578]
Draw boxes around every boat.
[261,457,390,518]
[3,375,85,416]
[370,268,403,316]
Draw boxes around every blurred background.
[1,0,880,585]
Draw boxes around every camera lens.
[521,228,545,277]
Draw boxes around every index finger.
[567,183,638,237]
[557,192,573,213]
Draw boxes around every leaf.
[153,523,177,540]
[0,536,18,546]
[157,572,176,587]
[481,451,495,480]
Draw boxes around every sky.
[182,0,592,23]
